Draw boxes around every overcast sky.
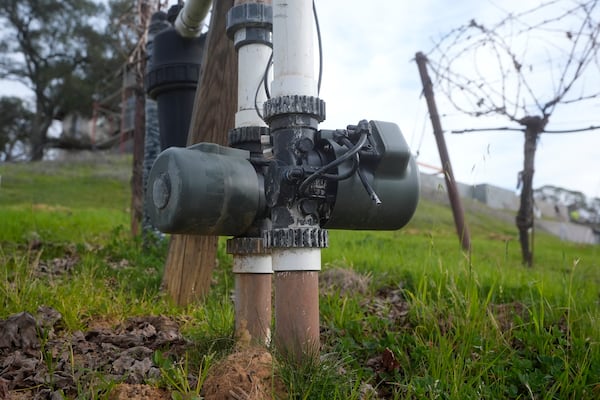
[313,0,600,200]
[2,0,598,200]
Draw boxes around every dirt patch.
[487,232,515,242]
[366,347,402,375]
[403,228,422,236]
[363,285,411,329]
[0,307,189,399]
[489,301,528,333]
[34,254,80,278]
[320,267,371,296]
[31,204,72,214]
[202,347,287,400]
[108,384,171,400]
[84,315,121,331]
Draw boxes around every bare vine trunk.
[515,116,546,267]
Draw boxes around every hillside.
[0,153,599,399]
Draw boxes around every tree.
[0,0,123,160]
[0,97,34,161]
[428,0,600,266]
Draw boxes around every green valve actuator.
[147,143,263,235]
[324,120,420,230]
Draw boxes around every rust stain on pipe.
[235,274,272,346]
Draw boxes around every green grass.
[0,155,130,245]
[1,155,599,399]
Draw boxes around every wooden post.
[131,86,145,236]
[130,0,153,236]
[162,0,238,305]
[415,52,472,253]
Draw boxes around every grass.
[1,154,599,399]
[0,154,130,245]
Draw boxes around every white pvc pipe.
[269,0,322,360]
[232,254,272,273]
[175,0,211,38]
[231,15,274,346]
[270,0,321,273]
[272,248,321,271]
[232,36,272,267]
[271,0,317,97]
[235,39,271,127]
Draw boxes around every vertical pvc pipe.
[270,0,321,361]
[236,41,270,127]
[273,248,320,360]
[230,0,273,346]
[271,0,317,97]
[232,252,272,345]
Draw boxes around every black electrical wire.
[340,135,382,205]
[313,0,323,94]
[298,133,368,194]
[339,136,357,152]
[319,154,359,180]
[249,157,271,166]
[254,51,274,120]
[254,82,264,120]
[263,51,273,100]
[255,2,322,119]
[357,166,382,205]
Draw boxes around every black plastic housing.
[145,29,206,149]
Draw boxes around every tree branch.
[451,125,600,134]
[428,0,600,123]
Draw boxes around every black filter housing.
[146,29,206,149]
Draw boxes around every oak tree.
[0,0,124,160]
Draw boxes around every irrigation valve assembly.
[146,0,419,360]
[147,119,420,235]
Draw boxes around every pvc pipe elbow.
[174,0,211,38]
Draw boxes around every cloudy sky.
[2,0,598,200]
[313,0,600,200]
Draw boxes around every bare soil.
[0,307,289,400]
[0,307,188,399]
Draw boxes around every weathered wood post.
[415,51,472,253]
[162,0,238,305]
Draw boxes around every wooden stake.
[415,52,472,253]
[130,0,153,236]
[162,0,238,305]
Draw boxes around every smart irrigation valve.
[146,120,419,235]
